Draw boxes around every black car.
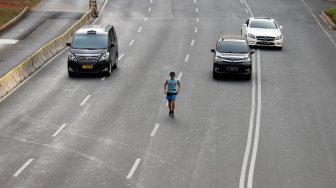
[66,25,118,76]
[211,35,254,79]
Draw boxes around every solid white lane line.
[194,27,198,33]
[148,7,152,12]
[80,95,91,106]
[166,101,168,106]
[239,51,257,188]
[196,8,199,13]
[129,40,135,46]
[150,123,160,136]
[0,39,19,44]
[240,0,243,4]
[191,40,195,46]
[245,8,249,14]
[247,50,262,188]
[299,0,336,48]
[138,26,143,32]
[242,0,254,17]
[177,72,183,80]
[118,54,125,61]
[196,18,200,22]
[52,124,67,137]
[126,158,141,179]
[13,159,34,177]
[144,17,148,22]
[101,77,106,81]
[184,54,190,62]
[312,13,336,47]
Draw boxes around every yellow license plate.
[82,64,93,69]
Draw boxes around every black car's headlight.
[68,52,77,61]
[244,58,251,63]
[99,52,110,61]
[214,56,223,62]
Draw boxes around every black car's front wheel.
[105,62,112,76]
[213,71,219,79]
[68,71,75,77]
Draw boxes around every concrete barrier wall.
[0,8,95,100]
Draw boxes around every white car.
[241,17,283,49]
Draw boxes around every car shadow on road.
[212,74,251,82]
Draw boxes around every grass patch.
[0,8,20,26]
[325,7,336,24]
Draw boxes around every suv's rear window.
[72,34,108,49]
[217,41,249,53]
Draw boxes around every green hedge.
[325,7,336,24]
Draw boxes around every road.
[0,0,336,187]
[0,0,104,77]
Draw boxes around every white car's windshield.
[250,20,278,29]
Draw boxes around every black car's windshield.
[217,41,249,53]
[72,34,107,49]
[249,20,278,29]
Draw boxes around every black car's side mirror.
[66,43,71,47]
[210,49,216,53]
[251,49,255,54]
[110,42,116,47]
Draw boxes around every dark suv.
[66,25,118,76]
[211,35,254,80]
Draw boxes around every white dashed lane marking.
[148,7,152,12]
[118,54,125,61]
[196,18,199,22]
[80,95,91,106]
[13,159,34,177]
[0,39,19,44]
[194,27,198,33]
[184,54,190,62]
[129,40,135,46]
[126,158,141,179]
[144,17,148,22]
[196,8,199,12]
[150,123,160,136]
[191,40,195,46]
[177,72,183,80]
[52,123,67,137]
[138,26,143,32]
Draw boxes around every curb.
[0,6,29,32]
[322,11,336,30]
[0,8,95,100]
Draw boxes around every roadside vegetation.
[325,7,336,24]
[0,0,42,27]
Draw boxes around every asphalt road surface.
[0,0,336,187]
[0,0,104,77]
